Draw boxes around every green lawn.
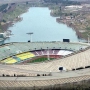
[30,57,54,63]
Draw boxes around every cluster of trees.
[0,4,8,12]
[0,3,16,13]
[44,0,81,5]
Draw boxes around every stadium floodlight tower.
[87,34,90,43]
[27,32,33,42]
[47,47,50,60]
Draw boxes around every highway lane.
[0,68,90,81]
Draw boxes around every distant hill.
[68,0,89,2]
[0,0,40,4]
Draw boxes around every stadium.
[0,41,90,89]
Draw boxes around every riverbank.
[0,2,49,32]
[50,4,90,41]
[0,3,32,32]
[1,17,22,32]
[56,18,83,39]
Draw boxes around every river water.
[4,7,85,43]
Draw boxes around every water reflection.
[3,7,86,43]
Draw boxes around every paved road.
[0,64,49,74]
[0,68,90,81]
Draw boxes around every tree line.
[44,0,81,5]
[0,4,8,12]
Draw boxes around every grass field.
[30,57,55,63]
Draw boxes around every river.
[4,7,86,43]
